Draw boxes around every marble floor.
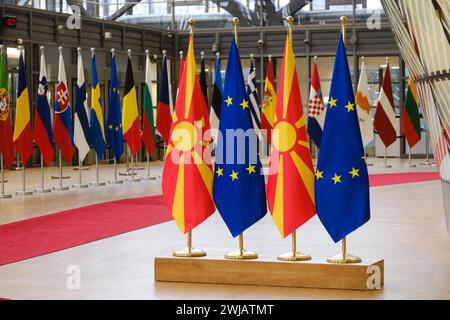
[0,157,449,299]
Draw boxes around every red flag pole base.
[172,231,206,258]
[327,237,362,264]
[224,234,258,260]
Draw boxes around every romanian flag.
[13,50,33,166]
[142,51,156,155]
[33,47,54,166]
[261,59,276,144]
[266,32,316,238]
[0,47,14,168]
[122,56,141,156]
[90,52,106,158]
[402,77,421,148]
[162,34,215,234]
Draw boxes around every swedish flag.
[315,35,370,243]
[212,36,267,237]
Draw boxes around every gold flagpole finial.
[188,18,195,35]
[232,17,240,46]
[287,16,294,42]
[340,16,347,44]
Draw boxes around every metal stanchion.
[126,149,140,182]
[0,154,12,199]
[89,154,106,186]
[378,146,392,168]
[72,158,88,188]
[14,153,22,171]
[420,131,436,166]
[405,145,416,168]
[119,147,133,176]
[52,150,69,191]
[142,151,157,181]
[34,155,51,193]
[108,158,124,184]
[15,156,32,196]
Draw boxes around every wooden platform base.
[155,254,384,291]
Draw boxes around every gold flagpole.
[277,16,311,262]
[327,16,361,264]
[172,18,206,258]
[224,17,258,260]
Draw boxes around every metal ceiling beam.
[107,1,143,21]
[210,0,311,26]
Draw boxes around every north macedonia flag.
[266,32,316,238]
[162,34,215,234]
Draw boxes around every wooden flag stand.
[155,254,384,291]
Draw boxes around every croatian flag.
[307,62,326,148]
[53,47,75,163]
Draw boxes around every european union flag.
[315,35,370,243]
[212,36,267,237]
[106,53,124,161]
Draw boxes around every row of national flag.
[0,47,163,169]
[161,23,423,245]
[306,57,422,151]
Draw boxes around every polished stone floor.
[0,157,449,299]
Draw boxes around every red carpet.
[369,172,439,187]
[0,172,440,266]
[0,195,172,266]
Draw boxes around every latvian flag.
[374,62,397,147]
[307,62,326,148]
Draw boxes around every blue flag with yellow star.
[315,35,370,243]
[213,36,267,237]
[105,53,124,161]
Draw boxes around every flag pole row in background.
[0,44,162,196]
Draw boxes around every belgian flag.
[122,56,141,156]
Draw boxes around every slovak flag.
[307,62,326,148]
[53,47,75,163]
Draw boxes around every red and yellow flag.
[162,34,215,234]
[266,32,316,238]
[261,59,276,144]
[122,56,141,156]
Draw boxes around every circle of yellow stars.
[328,97,355,113]
[215,164,256,181]
[315,97,363,185]
[108,123,122,132]
[225,95,250,111]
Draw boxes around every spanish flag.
[261,59,276,144]
[122,56,141,156]
[13,50,33,166]
[162,34,215,234]
[266,31,316,238]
